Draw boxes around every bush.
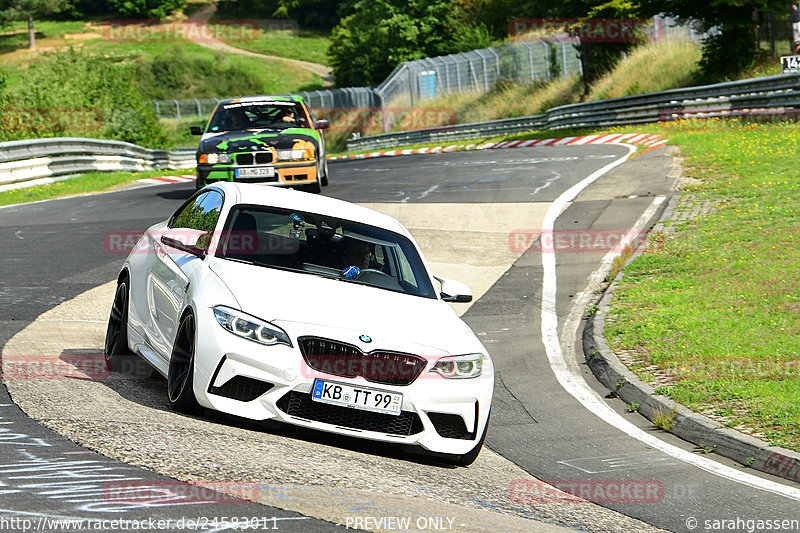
[138,46,266,99]
[12,48,167,147]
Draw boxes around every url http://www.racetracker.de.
[0,515,287,531]
[685,516,800,533]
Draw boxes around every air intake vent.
[427,412,474,440]
[209,376,273,402]
[277,391,423,436]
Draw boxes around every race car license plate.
[236,167,274,178]
[312,379,402,416]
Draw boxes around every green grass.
[605,119,800,450]
[0,20,88,53]
[83,37,323,98]
[0,21,323,96]
[215,28,331,66]
[0,169,192,206]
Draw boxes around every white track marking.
[540,144,800,501]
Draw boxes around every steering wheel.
[354,268,392,280]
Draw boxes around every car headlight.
[430,353,483,379]
[277,149,312,161]
[199,153,231,164]
[213,306,292,347]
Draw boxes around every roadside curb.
[581,170,800,485]
[328,133,666,161]
[137,174,196,185]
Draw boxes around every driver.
[280,107,297,124]
[227,108,250,130]
[340,238,370,270]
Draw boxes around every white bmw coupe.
[105,182,493,465]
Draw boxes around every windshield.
[216,206,437,299]
[208,101,310,132]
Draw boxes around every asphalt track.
[0,145,798,532]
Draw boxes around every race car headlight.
[430,353,483,379]
[199,153,231,165]
[213,306,291,347]
[277,149,312,161]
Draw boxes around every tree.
[0,0,70,49]
[328,0,492,87]
[105,0,185,19]
[639,0,788,80]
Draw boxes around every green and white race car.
[191,95,329,192]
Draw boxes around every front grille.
[208,376,273,402]
[298,337,427,386]
[428,412,474,440]
[276,391,423,436]
[235,152,273,166]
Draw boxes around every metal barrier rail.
[347,73,800,151]
[0,138,196,189]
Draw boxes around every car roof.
[212,182,409,236]
[220,95,302,105]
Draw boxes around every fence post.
[487,47,501,80]
[505,43,518,82]
[541,40,551,81]
[194,99,201,118]
[174,99,181,120]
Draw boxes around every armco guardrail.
[347,73,800,151]
[0,138,196,189]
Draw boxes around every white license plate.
[311,379,402,416]
[236,167,274,178]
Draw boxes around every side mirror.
[160,228,209,258]
[316,119,329,130]
[434,276,473,303]
[190,126,204,135]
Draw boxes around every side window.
[171,191,223,233]
[395,249,419,289]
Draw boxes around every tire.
[195,176,205,191]
[104,278,133,371]
[167,312,201,414]
[320,160,329,187]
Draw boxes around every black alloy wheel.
[104,279,132,370]
[167,313,201,413]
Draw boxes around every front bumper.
[191,309,494,455]
[197,161,318,186]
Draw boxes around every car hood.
[208,258,484,356]
[200,129,319,152]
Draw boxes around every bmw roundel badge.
[359,334,372,343]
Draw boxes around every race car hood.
[208,257,484,357]
[199,129,319,153]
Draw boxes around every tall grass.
[587,38,701,100]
